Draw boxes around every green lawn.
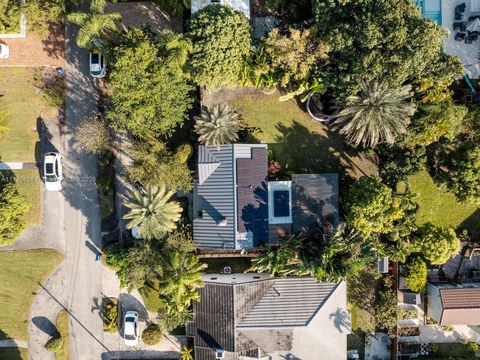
[235,93,378,179]
[0,348,28,360]
[139,281,164,313]
[0,249,64,340]
[420,342,476,358]
[55,310,69,360]
[0,68,49,162]
[406,171,480,233]
[0,169,41,227]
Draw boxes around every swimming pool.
[413,0,442,25]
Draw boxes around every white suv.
[89,52,106,78]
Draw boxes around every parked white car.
[43,152,63,192]
[123,311,139,346]
[0,44,9,59]
[89,52,106,78]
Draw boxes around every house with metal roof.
[427,283,480,325]
[187,274,349,360]
[193,144,339,250]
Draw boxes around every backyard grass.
[55,310,69,360]
[0,249,64,341]
[405,171,480,233]
[0,348,28,360]
[0,67,48,162]
[235,93,378,179]
[139,281,164,313]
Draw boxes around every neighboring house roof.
[292,173,339,235]
[191,0,251,19]
[427,284,480,325]
[188,275,349,360]
[440,287,480,325]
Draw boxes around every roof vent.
[215,349,225,359]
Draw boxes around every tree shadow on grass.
[271,121,377,186]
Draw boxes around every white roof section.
[191,0,250,19]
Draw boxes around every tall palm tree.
[331,80,416,148]
[194,105,242,148]
[68,0,121,49]
[123,186,181,240]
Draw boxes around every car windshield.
[91,53,100,63]
[125,317,135,323]
[45,163,54,175]
[125,334,136,341]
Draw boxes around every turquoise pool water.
[413,0,442,25]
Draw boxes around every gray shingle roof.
[237,278,337,328]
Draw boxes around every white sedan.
[89,52,106,78]
[43,152,63,191]
[123,311,139,346]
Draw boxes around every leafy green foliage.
[175,143,193,164]
[412,223,460,265]
[67,0,121,49]
[188,4,251,88]
[141,322,163,345]
[266,0,312,22]
[264,27,329,89]
[435,143,480,204]
[404,256,427,292]
[241,44,278,90]
[108,28,193,138]
[123,186,182,240]
[377,145,427,187]
[250,227,374,282]
[127,138,193,192]
[26,0,80,36]
[102,245,129,271]
[101,297,118,333]
[153,0,190,17]
[157,306,192,331]
[0,182,30,246]
[181,346,194,360]
[313,0,463,99]
[332,80,416,148]
[344,177,405,238]
[0,0,21,33]
[375,276,398,338]
[44,335,63,353]
[405,102,467,147]
[194,105,242,147]
[77,115,112,156]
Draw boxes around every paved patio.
[0,23,65,68]
[420,324,480,343]
[442,0,480,78]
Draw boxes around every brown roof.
[440,288,480,325]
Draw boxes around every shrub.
[188,4,251,88]
[469,342,479,352]
[176,143,193,164]
[404,256,427,292]
[96,173,113,194]
[141,322,163,345]
[102,297,118,333]
[412,223,461,265]
[377,145,426,187]
[77,115,112,155]
[0,182,30,246]
[102,245,129,271]
[44,336,63,353]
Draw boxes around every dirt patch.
[0,22,65,68]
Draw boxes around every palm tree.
[123,186,181,240]
[194,105,242,147]
[331,80,416,148]
[158,251,206,303]
[68,0,121,49]
[181,346,194,360]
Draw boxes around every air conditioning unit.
[215,349,225,359]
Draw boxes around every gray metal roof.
[292,173,339,235]
[237,278,338,328]
[194,145,236,249]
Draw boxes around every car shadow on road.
[31,316,57,337]
[36,116,59,182]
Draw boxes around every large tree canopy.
[0,182,30,246]
[108,28,193,138]
[412,223,460,265]
[187,4,251,89]
[313,0,462,98]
